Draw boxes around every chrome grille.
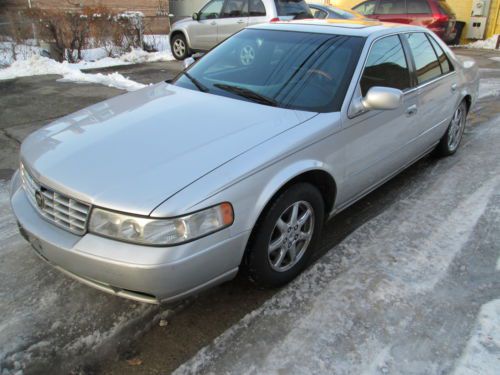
[20,163,90,235]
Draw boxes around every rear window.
[437,0,455,16]
[274,0,312,18]
[407,0,431,14]
[376,0,406,14]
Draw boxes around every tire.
[171,34,190,61]
[244,183,324,288]
[435,100,468,157]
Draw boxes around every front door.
[339,34,417,205]
[190,0,225,50]
[217,0,249,43]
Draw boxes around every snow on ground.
[463,34,499,50]
[0,55,146,91]
[453,299,500,375]
[0,35,174,90]
[0,180,164,374]
[479,78,500,99]
[174,92,500,374]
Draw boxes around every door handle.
[451,83,457,92]
[406,104,418,117]
[210,21,217,26]
[237,19,245,24]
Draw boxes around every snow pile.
[453,299,500,375]
[0,40,42,66]
[0,55,145,91]
[120,47,174,64]
[464,34,499,50]
[479,78,500,99]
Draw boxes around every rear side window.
[405,32,442,84]
[249,0,266,16]
[274,0,312,18]
[407,0,431,14]
[312,8,328,19]
[427,34,453,74]
[376,0,406,14]
[353,0,377,15]
[360,35,411,96]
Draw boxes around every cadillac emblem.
[35,190,45,210]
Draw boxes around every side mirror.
[192,12,199,21]
[362,86,403,110]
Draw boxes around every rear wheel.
[435,101,467,156]
[244,183,324,288]
[171,34,190,60]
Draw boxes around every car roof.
[249,19,428,38]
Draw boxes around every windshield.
[174,29,364,112]
[275,0,313,18]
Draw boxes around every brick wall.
[1,0,170,33]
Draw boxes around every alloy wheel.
[268,201,315,272]
[448,104,466,151]
[173,39,186,59]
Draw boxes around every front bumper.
[10,171,247,304]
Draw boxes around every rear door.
[374,0,410,24]
[403,32,458,150]
[248,0,268,25]
[341,34,418,203]
[217,0,249,43]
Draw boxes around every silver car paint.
[10,22,479,303]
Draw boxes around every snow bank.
[0,55,145,91]
[479,78,500,99]
[464,34,499,50]
[453,299,500,375]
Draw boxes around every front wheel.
[244,183,324,288]
[435,101,467,156]
[171,34,190,61]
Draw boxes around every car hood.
[21,83,315,216]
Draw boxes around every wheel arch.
[170,29,191,49]
[240,163,337,266]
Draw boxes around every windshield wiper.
[182,71,209,93]
[214,83,278,107]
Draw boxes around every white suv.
[169,0,312,60]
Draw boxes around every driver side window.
[200,0,225,20]
[360,35,411,96]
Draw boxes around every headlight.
[89,203,234,246]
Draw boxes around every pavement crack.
[0,128,21,145]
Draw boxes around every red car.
[352,0,456,43]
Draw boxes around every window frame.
[401,31,456,87]
[360,33,413,96]
[199,0,226,20]
[348,32,413,119]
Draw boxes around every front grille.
[20,163,91,235]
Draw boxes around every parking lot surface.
[0,49,499,374]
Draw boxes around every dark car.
[309,4,366,20]
[352,0,456,42]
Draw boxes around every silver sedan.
[10,20,479,304]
